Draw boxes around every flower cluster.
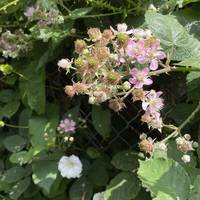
[176,134,197,163]
[0,29,32,58]
[24,6,64,26]
[59,23,166,132]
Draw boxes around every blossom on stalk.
[129,68,152,88]
[181,155,191,163]
[58,155,82,179]
[142,90,164,114]
[93,192,105,200]
[57,118,76,134]
[58,58,73,73]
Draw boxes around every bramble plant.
[0,0,200,200]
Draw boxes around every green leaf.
[189,175,200,200]
[104,172,140,200]
[32,159,58,194]
[0,89,15,103]
[3,135,26,153]
[153,192,174,200]
[138,158,191,200]
[145,11,200,61]
[1,101,20,118]
[88,159,109,186]
[111,150,140,171]
[186,72,200,101]
[69,177,93,200]
[69,7,93,19]
[10,150,33,165]
[29,104,59,151]
[9,177,30,200]
[92,106,111,139]
[4,166,26,184]
[176,56,200,68]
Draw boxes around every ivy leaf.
[32,159,58,194]
[111,150,140,171]
[92,105,111,139]
[104,172,140,200]
[3,135,26,153]
[1,101,20,118]
[69,176,93,200]
[145,11,200,61]
[9,177,31,200]
[138,158,190,200]
[4,166,26,184]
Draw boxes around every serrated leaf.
[153,192,174,200]
[145,11,200,61]
[138,158,190,200]
[104,172,140,200]
[69,176,93,200]
[92,106,111,139]
[32,160,58,194]
[3,135,26,153]
[111,150,139,171]
[176,56,200,68]
[0,89,15,103]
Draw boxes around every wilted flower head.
[57,118,76,134]
[176,135,194,154]
[139,134,155,154]
[87,28,102,42]
[58,155,82,179]
[129,68,152,89]
[109,98,125,112]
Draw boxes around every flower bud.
[57,59,72,71]
[87,57,99,69]
[0,64,13,75]
[184,134,191,141]
[122,81,131,91]
[181,154,190,163]
[0,121,5,128]
[192,142,199,148]
[88,96,96,104]
[107,71,121,84]
[75,39,86,54]
[74,57,86,70]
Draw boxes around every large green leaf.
[32,159,58,194]
[10,150,33,165]
[176,56,200,68]
[138,158,190,200]
[1,100,20,118]
[111,150,140,171]
[104,172,140,200]
[3,135,26,153]
[145,11,200,61]
[69,177,93,200]
[153,192,174,200]
[92,105,111,139]
[69,7,93,19]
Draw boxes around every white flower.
[57,58,73,73]
[181,154,191,163]
[93,192,105,200]
[58,155,83,179]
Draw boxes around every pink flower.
[149,59,158,70]
[129,68,153,88]
[24,7,36,17]
[110,23,133,35]
[57,118,76,134]
[149,112,163,132]
[142,90,164,113]
[126,40,147,64]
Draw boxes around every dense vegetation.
[0,0,200,200]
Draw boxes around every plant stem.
[0,0,19,12]
[5,123,29,129]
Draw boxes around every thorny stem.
[0,0,19,12]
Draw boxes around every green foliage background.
[0,0,200,200]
